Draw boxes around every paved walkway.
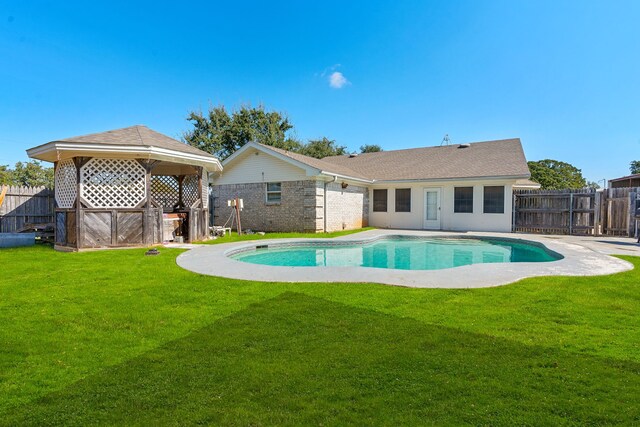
[176,230,638,288]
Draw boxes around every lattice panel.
[202,170,209,209]
[80,158,146,208]
[183,174,199,207]
[55,159,77,208]
[151,175,179,209]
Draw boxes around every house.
[211,138,532,233]
[609,174,640,189]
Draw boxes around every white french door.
[423,188,441,229]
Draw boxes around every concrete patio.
[175,229,638,288]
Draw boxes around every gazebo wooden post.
[74,157,81,248]
[52,160,62,246]
[197,167,203,206]
[197,166,207,240]
[74,156,91,249]
[141,160,157,245]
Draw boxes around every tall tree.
[183,106,233,159]
[7,161,54,187]
[527,159,587,190]
[630,160,640,174]
[183,105,300,159]
[360,144,382,153]
[299,137,347,159]
[0,165,12,186]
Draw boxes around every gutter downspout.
[324,176,338,232]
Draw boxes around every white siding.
[369,179,515,232]
[215,147,309,185]
[324,182,368,232]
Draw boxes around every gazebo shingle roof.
[55,125,216,159]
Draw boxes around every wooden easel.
[234,197,242,235]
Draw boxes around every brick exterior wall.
[325,182,369,232]
[212,181,322,232]
[212,180,368,233]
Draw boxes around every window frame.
[454,186,474,213]
[373,189,388,212]
[395,188,411,213]
[483,185,505,214]
[265,182,282,204]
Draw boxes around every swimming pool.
[230,236,562,270]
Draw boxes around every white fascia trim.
[371,175,530,184]
[27,142,223,172]
[318,172,374,184]
[223,142,320,176]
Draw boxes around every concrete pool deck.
[175,229,638,288]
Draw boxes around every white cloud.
[329,71,349,89]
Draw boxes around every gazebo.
[27,125,222,251]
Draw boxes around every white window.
[483,186,505,214]
[266,182,282,203]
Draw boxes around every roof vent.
[349,152,358,158]
[458,143,471,149]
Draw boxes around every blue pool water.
[230,237,561,270]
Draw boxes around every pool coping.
[175,229,635,288]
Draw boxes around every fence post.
[569,193,574,235]
[630,192,637,237]
[593,191,601,236]
[512,193,517,232]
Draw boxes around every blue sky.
[1,1,639,183]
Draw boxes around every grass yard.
[1,238,639,425]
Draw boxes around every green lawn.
[1,240,639,425]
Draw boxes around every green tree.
[527,159,587,190]
[630,160,640,174]
[299,137,347,159]
[0,165,13,186]
[183,105,300,159]
[360,144,382,153]
[12,161,54,187]
[183,106,233,159]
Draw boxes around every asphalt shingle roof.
[55,125,216,159]
[320,138,530,181]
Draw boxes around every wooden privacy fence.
[513,189,598,235]
[601,187,640,237]
[513,187,640,237]
[0,186,54,233]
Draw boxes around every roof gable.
[216,145,310,185]
[222,142,372,182]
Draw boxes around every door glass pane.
[426,191,437,220]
